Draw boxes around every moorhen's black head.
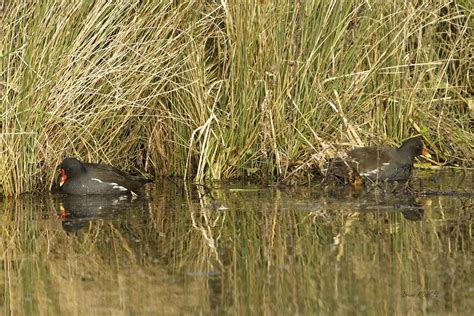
[398,137,427,159]
[59,157,86,185]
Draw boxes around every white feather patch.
[361,163,391,176]
[113,185,128,191]
[360,169,380,176]
[91,178,128,192]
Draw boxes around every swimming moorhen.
[327,137,427,183]
[58,157,152,195]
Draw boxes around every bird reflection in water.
[57,194,140,233]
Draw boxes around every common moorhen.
[328,137,427,183]
[58,157,152,195]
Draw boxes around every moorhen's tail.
[136,177,154,185]
[326,157,358,180]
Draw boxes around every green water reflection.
[1,171,472,314]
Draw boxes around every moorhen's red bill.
[58,157,152,195]
[328,137,428,183]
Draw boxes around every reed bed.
[1,1,472,195]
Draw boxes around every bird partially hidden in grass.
[58,157,152,195]
[326,137,428,185]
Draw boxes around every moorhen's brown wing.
[347,146,395,175]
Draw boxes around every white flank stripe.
[361,163,391,176]
[91,178,129,192]
[113,185,129,191]
[361,168,380,176]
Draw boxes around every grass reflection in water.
[0,171,472,314]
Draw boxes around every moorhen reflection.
[365,195,427,221]
[58,194,136,232]
[320,185,427,221]
[400,208,424,221]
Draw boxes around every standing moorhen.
[327,137,428,183]
[58,157,152,195]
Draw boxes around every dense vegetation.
[1,1,472,195]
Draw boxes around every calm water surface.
[1,170,472,315]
